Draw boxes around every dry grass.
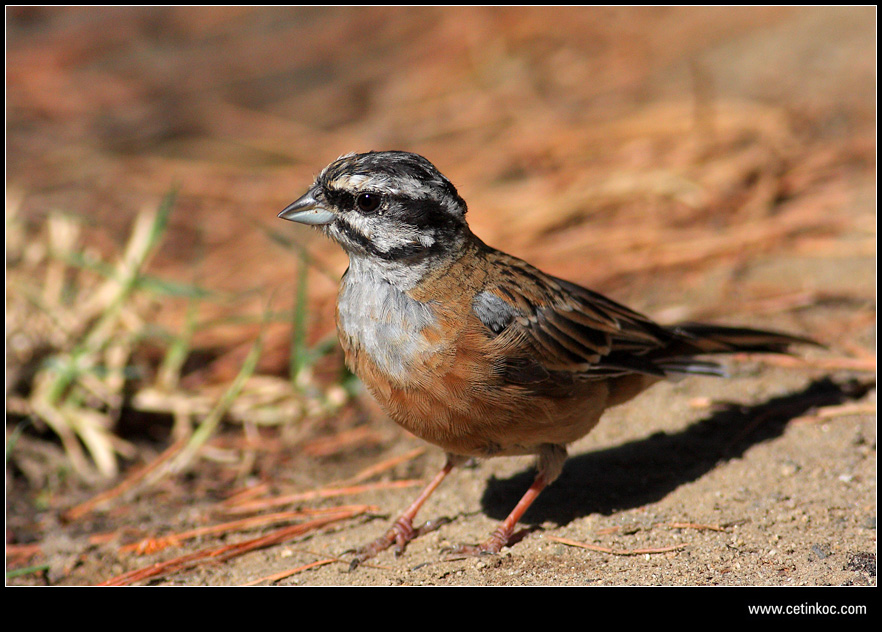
[5,188,350,491]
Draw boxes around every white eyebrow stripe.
[327,173,430,198]
[329,174,370,190]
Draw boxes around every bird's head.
[280,152,471,284]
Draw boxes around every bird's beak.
[278,190,336,226]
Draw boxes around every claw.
[347,459,459,569]
[347,516,453,568]
[441,526,511,558]
[414,516,452,536]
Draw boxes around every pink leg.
[446,473,549,556]
[349,458,455,568]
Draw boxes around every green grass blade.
[169,298,270,472]
[289,250,310,385]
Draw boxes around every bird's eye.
[355,193,382,214]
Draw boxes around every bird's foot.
[348,516,451,570]
[442,526,512,558]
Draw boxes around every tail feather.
[656,358,727,377]
[654,323,820,378]
[671,323,820,354]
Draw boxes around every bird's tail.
[655,323,820,377]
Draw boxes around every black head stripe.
[389,195,459,233]
[318,151,469,262]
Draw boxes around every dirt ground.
[5,7,876,591]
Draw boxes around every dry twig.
[547,535,688,556]
[220,479,424,515]
[99,510,362,586]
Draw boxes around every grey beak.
[278,190,336,225]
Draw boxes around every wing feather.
[473,253,675,382]
[469,247,814,391]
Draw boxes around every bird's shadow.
[479,377,873,526]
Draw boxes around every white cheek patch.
[373,221,428,253]
[339,211,433,255]
[343,211,375,240]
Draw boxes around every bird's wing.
[472,253,677,382]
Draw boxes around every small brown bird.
[280,151,813,567]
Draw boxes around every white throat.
[337,256,441,382]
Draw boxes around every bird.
[279,150,815,567]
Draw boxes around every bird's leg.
[445,472,549,556]
[349,456,457,569]
[445,444,564,556]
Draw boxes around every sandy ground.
[5,7,876,594]
[198,371,877,588]
[8,256,874,590]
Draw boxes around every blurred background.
[5,7,876,584]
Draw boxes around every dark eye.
[355,193,381,214]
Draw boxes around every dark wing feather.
[472,251,815,387]
[474,254,677,380]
